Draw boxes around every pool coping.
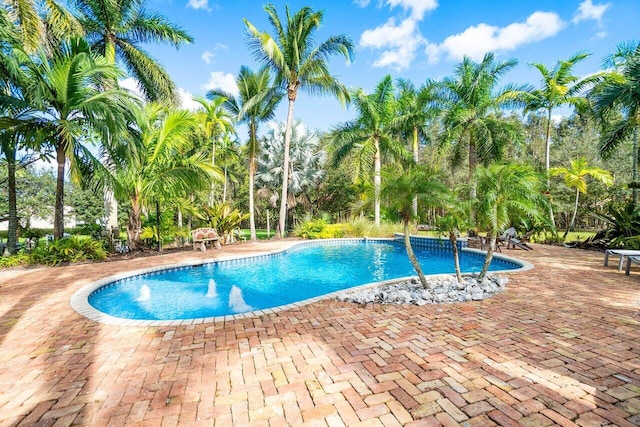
[70,237,534,326]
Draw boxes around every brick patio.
[0,242,639,426]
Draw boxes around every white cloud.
[202,71,238,97]
[360,18,425,69]
[426,11,565,63]
[119,77,145,100]
[177,88,202,111]
[201,43,228,64]
[595,31,607,39]
[572,0,611,24]
[353,0,371,6]
[187,0,209,11]
[386,0,438,20]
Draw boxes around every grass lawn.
[238,229,274,240]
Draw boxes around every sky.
[126,0,640,134]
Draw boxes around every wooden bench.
[192,228,221,252]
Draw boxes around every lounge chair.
[499,227,533,251]
[604,249,640,271]
[625,256,640,275]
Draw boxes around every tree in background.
[551,158,613,239]
[208,66,283,241]
[245,3,354,237]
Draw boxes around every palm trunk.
[249,156,257,242]
[277,94,296,238]
[223,165,228,202]
[374,137,381,226]
[127,195,142,250]
[6,148,17,255]
[545,108,556,228]
[478,231,495,281]
[633,128,638,208]
[412,126,419,217]
[403,219,429,289]
[53,142,66,239]
[156,200,161,252]
[209,138,216,207]
[449,231,463,283]
[563,188,580,240]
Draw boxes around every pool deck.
[0,241,639,426]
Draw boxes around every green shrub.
[295,219,327,239]
[30,237,107,266]
[0,252,31,268]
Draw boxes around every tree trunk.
[633,127,638,208]
[53,142,66,239]
[478,231,495,281]
[412,126,419,217]
[277,95,296,238]
[127,195,142,250]
[156,200,161,252]
[449,231,463,283]
[6,147,17,255]
[403,219,429,289]
[545,108,556,228]
[249,157,257,242]
[563,188,580,240]
[374,137,381,226]
[209,137,216,207]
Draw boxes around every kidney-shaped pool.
[71,239,528,325]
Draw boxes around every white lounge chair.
[499,227,532,251]
[604,249,640,271]
[625,256,640,275]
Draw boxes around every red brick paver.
[1,242,639,426]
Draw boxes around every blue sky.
[127,0,640,134]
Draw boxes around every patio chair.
[499,227,533,251]
[604,249,640,271]
[625,256,640,275]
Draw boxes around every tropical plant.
[107,103,220,250]
[208,66,283,241]
[330,75,410,226]
[245,3,354,237]
[436,201,470,284]
[30,236,107,265]
[524,52,603,226]
[591,41,640,207]
[21,37,132,239]
[256,120,326,223]
[381,164,449,290]
[75,0,193,103]
[475,163,547,280]
[202,202,249,243]
[551,158,613,239]
[193,96,234,206]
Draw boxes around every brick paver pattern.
[0,242,639,426]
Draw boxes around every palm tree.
[245,3,354,238]
[381,165,449,290]
[330,75,410,226]
[436,201,470,284]
[75,0,193,103]
[475,163,547,280]
[22,37,132,238]
[394,78,438,215]
[193,96,234,206]
[591,41,640,207]
[435,53,524,196]
[256,120,325,224]
[207,66,283,241]
[109,103,221,250]
[524,52,604,226]
[551,158,613,239]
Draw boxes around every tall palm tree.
[109,103,221,249]
[22,37,132,238]
[394,78,438,215]
[74,0,193,103]
[435,53,524,196]
[524,52,604,226]
[193,96,234,206]
[551,158,613,239]
[244,3,354,238]
[475,163,547,280]
[591,41,640,207]
[330,75,411,226]
[207,66,283,241]
[381,164,448,290]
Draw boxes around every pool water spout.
[229,285,252,313]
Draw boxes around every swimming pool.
[72,238,528,325]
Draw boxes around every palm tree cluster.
[1,1,639,271]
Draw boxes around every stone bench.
[192,228,221,252]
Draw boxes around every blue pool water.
[89,240,521,320]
